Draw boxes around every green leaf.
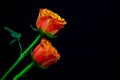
[4,26,21,39]
[37,64,48,69]
[29,24,38,31]
[45,32,57,38]
[10,39,17,45]
[4,26,23,53]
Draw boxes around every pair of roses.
[1,8,67,80]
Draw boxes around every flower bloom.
[36,8,67,35]
[32,38,60,67]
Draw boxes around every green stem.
[18,38,22,54]
[0,56,23,80]
[1,32,44,80]
[13,61,35,80]
[21,31,44,57]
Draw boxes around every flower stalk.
[1,32,44,80]
[13,61,35,80]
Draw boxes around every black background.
[0,0,117,80]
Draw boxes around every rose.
[32,38,60,67]
[36,8,67,35]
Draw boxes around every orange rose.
[36,8,67,35]
[32,38,60,67]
